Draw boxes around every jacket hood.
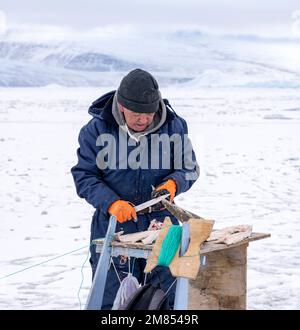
[88,90,176,127]
[88,90,115,118]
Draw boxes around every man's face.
[119,104,155,132]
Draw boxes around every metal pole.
[174,222,190,310]
[85,215,116,310]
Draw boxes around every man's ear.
[118,103,124,113]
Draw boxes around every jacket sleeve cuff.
[101,195,121,215]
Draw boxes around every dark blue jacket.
[71,91,199,242]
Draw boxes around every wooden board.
[200,232,270,254]
[93,232,270,254]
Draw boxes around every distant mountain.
[0,31,299,88]
[0,41,156,86]
[63,52,137,71]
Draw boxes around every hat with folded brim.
[117,69,160,113]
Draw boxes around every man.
[71,69,199,309]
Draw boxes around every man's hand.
[154,179,177,201]
[108,200,137,223]
[151,179,177,211]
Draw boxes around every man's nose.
[138,114,150,124]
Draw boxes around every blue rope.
[0,244,91,281]
[77,245,91,310]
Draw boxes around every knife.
[134,193,170,214]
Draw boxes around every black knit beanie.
[117,69,160,113]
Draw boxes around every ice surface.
[0,86,299,309]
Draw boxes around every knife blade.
[134,193,170,213]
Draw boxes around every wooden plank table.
[89,227,270,310]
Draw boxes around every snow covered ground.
[0,86,299,309]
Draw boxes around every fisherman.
[71,68,199,309]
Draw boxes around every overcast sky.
[0,0,300,37]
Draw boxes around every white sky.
[0,0,299,37]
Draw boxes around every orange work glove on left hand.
[108,200,137,223]
[154,179,177,202]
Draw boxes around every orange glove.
[108,200,137,223]
[155,179,177,202]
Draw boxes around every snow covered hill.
[0,28,299,88]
